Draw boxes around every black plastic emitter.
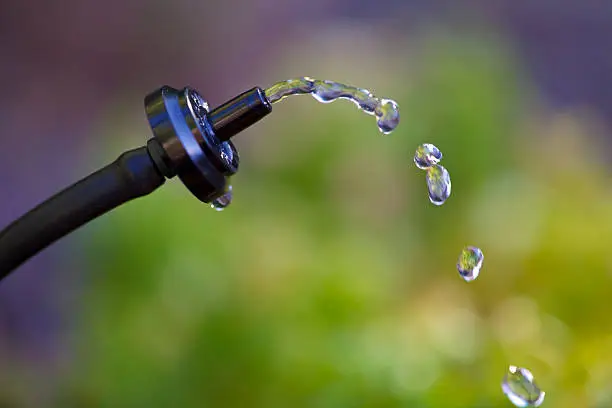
[0,84,273,280]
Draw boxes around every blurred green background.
[1,2,612,407]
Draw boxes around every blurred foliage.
[46,30,612,408]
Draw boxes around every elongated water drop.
[425,164,451,205]
[414,143,443,170]
[502,366,545,407]
[457,246,484,282]
[211,185,233,212]
[311,80,345,103]
[264,77,400,134]
[265,77,315,102]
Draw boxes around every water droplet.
[375,99,400,134]
[457,246,484,282]
[502,366,545,407]
[414,143,443,170]
[211,185,233,211]
[425,165,451,205]
[264,77,400,134]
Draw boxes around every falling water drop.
[425,164,451,205]
[414,143,443,170]
[211,185,233,212]
[502,366,545,407]
[264,77,400,134]
[456,246,484,282]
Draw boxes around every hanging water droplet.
[425,164,451,205]
[414,143,443,170]
[211,185,233,211]
[375,99,400,134]
[502,366,545,407]
[457,246,484,282]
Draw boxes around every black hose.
[0,146,165,281]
